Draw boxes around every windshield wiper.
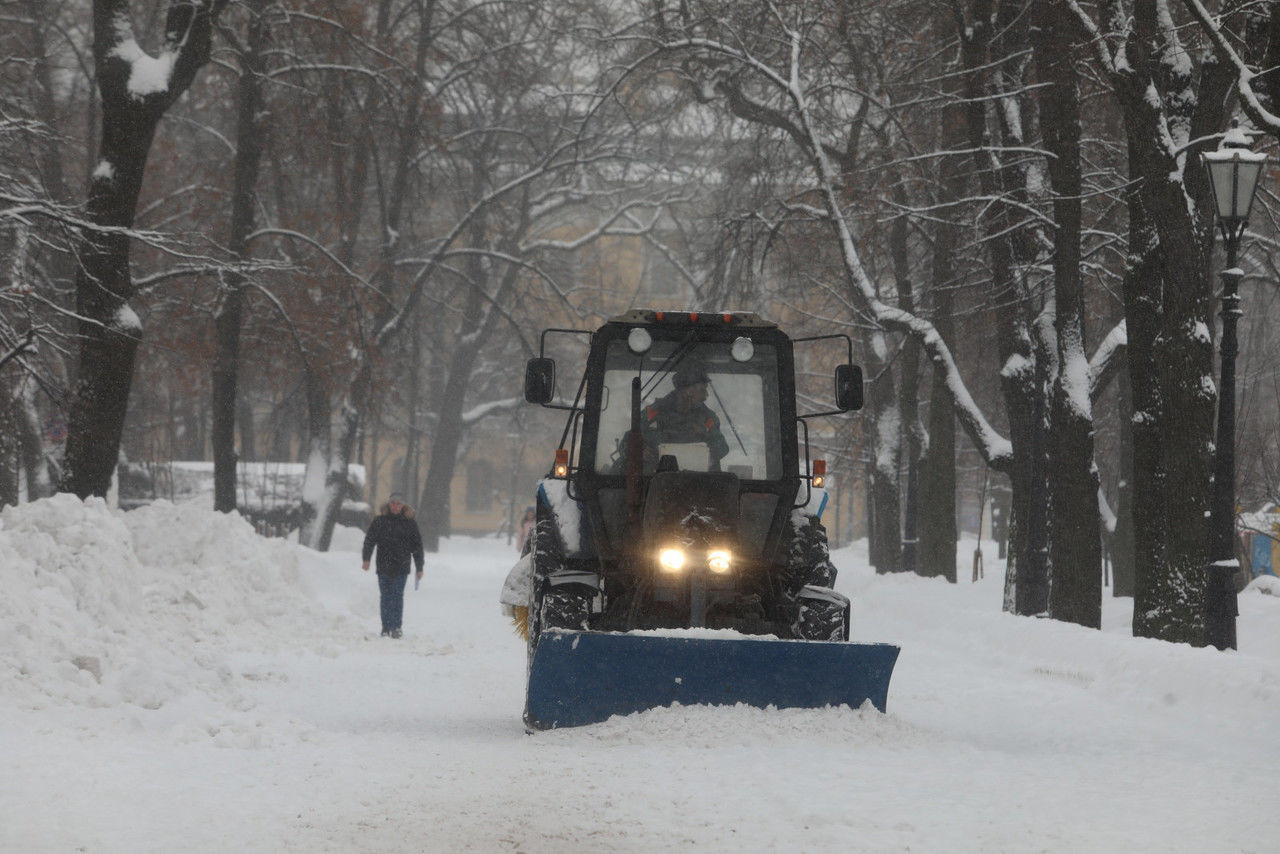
[639,330,698,399]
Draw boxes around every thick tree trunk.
[1103,3,1233,643]
[61,160,149,498]
[60,0,225,498]
[1036,0,1101,628]
[213,0,268,513]
[417,294,487,552]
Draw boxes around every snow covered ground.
[2,494,1278,853]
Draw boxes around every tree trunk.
[403,326,423,499]
[1103,2,1232,643]
[309,388,365,552]
[958,0,1046,612]
[0,388,19,507]
[60,0,226,498]
[18,376,51,499]
[1111,364,1136,597]
[213,0,268,513]
[918,101,965,583]
[1035,0,1101,628]
[417,289,488,551]
[893,209,923,576]
[298,367,331,543]
[865,340,902,574]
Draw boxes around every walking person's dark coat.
[361,493,424,637]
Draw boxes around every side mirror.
[524,357,556,404]
[835,364,863,412]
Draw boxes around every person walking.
[361,492,424,638]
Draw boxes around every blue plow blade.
[525,630,900,730]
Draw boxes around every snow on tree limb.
[648,24,1014,471]
[1180,0,1280,136]
[0,329,37,373]
[1089,319,1127,404]
[95,0,230,111]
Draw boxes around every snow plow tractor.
[509,310,899,729]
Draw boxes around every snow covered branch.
[1180,0,1280,137]
[0,329,37,373]
[647,22,1015,470]
[1089,319,1127,404]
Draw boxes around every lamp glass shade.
[1203,149,1267,221]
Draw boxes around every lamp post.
[1200,123,1267,651]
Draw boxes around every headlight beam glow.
[707,549,732,573]
[659,548,686,572]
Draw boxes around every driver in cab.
[642,361,730,471]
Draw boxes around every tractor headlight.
[658,548,686,572]
[707,550,732,574]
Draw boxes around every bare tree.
[211,0,269,512]
[1035,0,1102,628]
[59,0,229,498]
[1068,0,1235,644]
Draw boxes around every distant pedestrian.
[516,506,536,555]
[361,492,424,638]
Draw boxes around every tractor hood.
[641,470,740,549]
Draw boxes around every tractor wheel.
[788,513,837,589]
[786,514,847,640]
[794,585,850,641]
[526,509,565,662]
[540,583,593,632]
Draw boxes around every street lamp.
[1200,122,1267,651]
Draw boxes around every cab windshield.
[593,338,782,480]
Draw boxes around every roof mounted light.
[627,327,652,354]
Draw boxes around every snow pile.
[1245,573,1280,596]
[0,495,355,713]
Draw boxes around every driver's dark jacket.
[642,391,730,464]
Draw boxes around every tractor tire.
[788,513,837,589]
[794,585,850,641]
[526,510,565,661]
[540,583,593,632]
[785,514,847,640]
